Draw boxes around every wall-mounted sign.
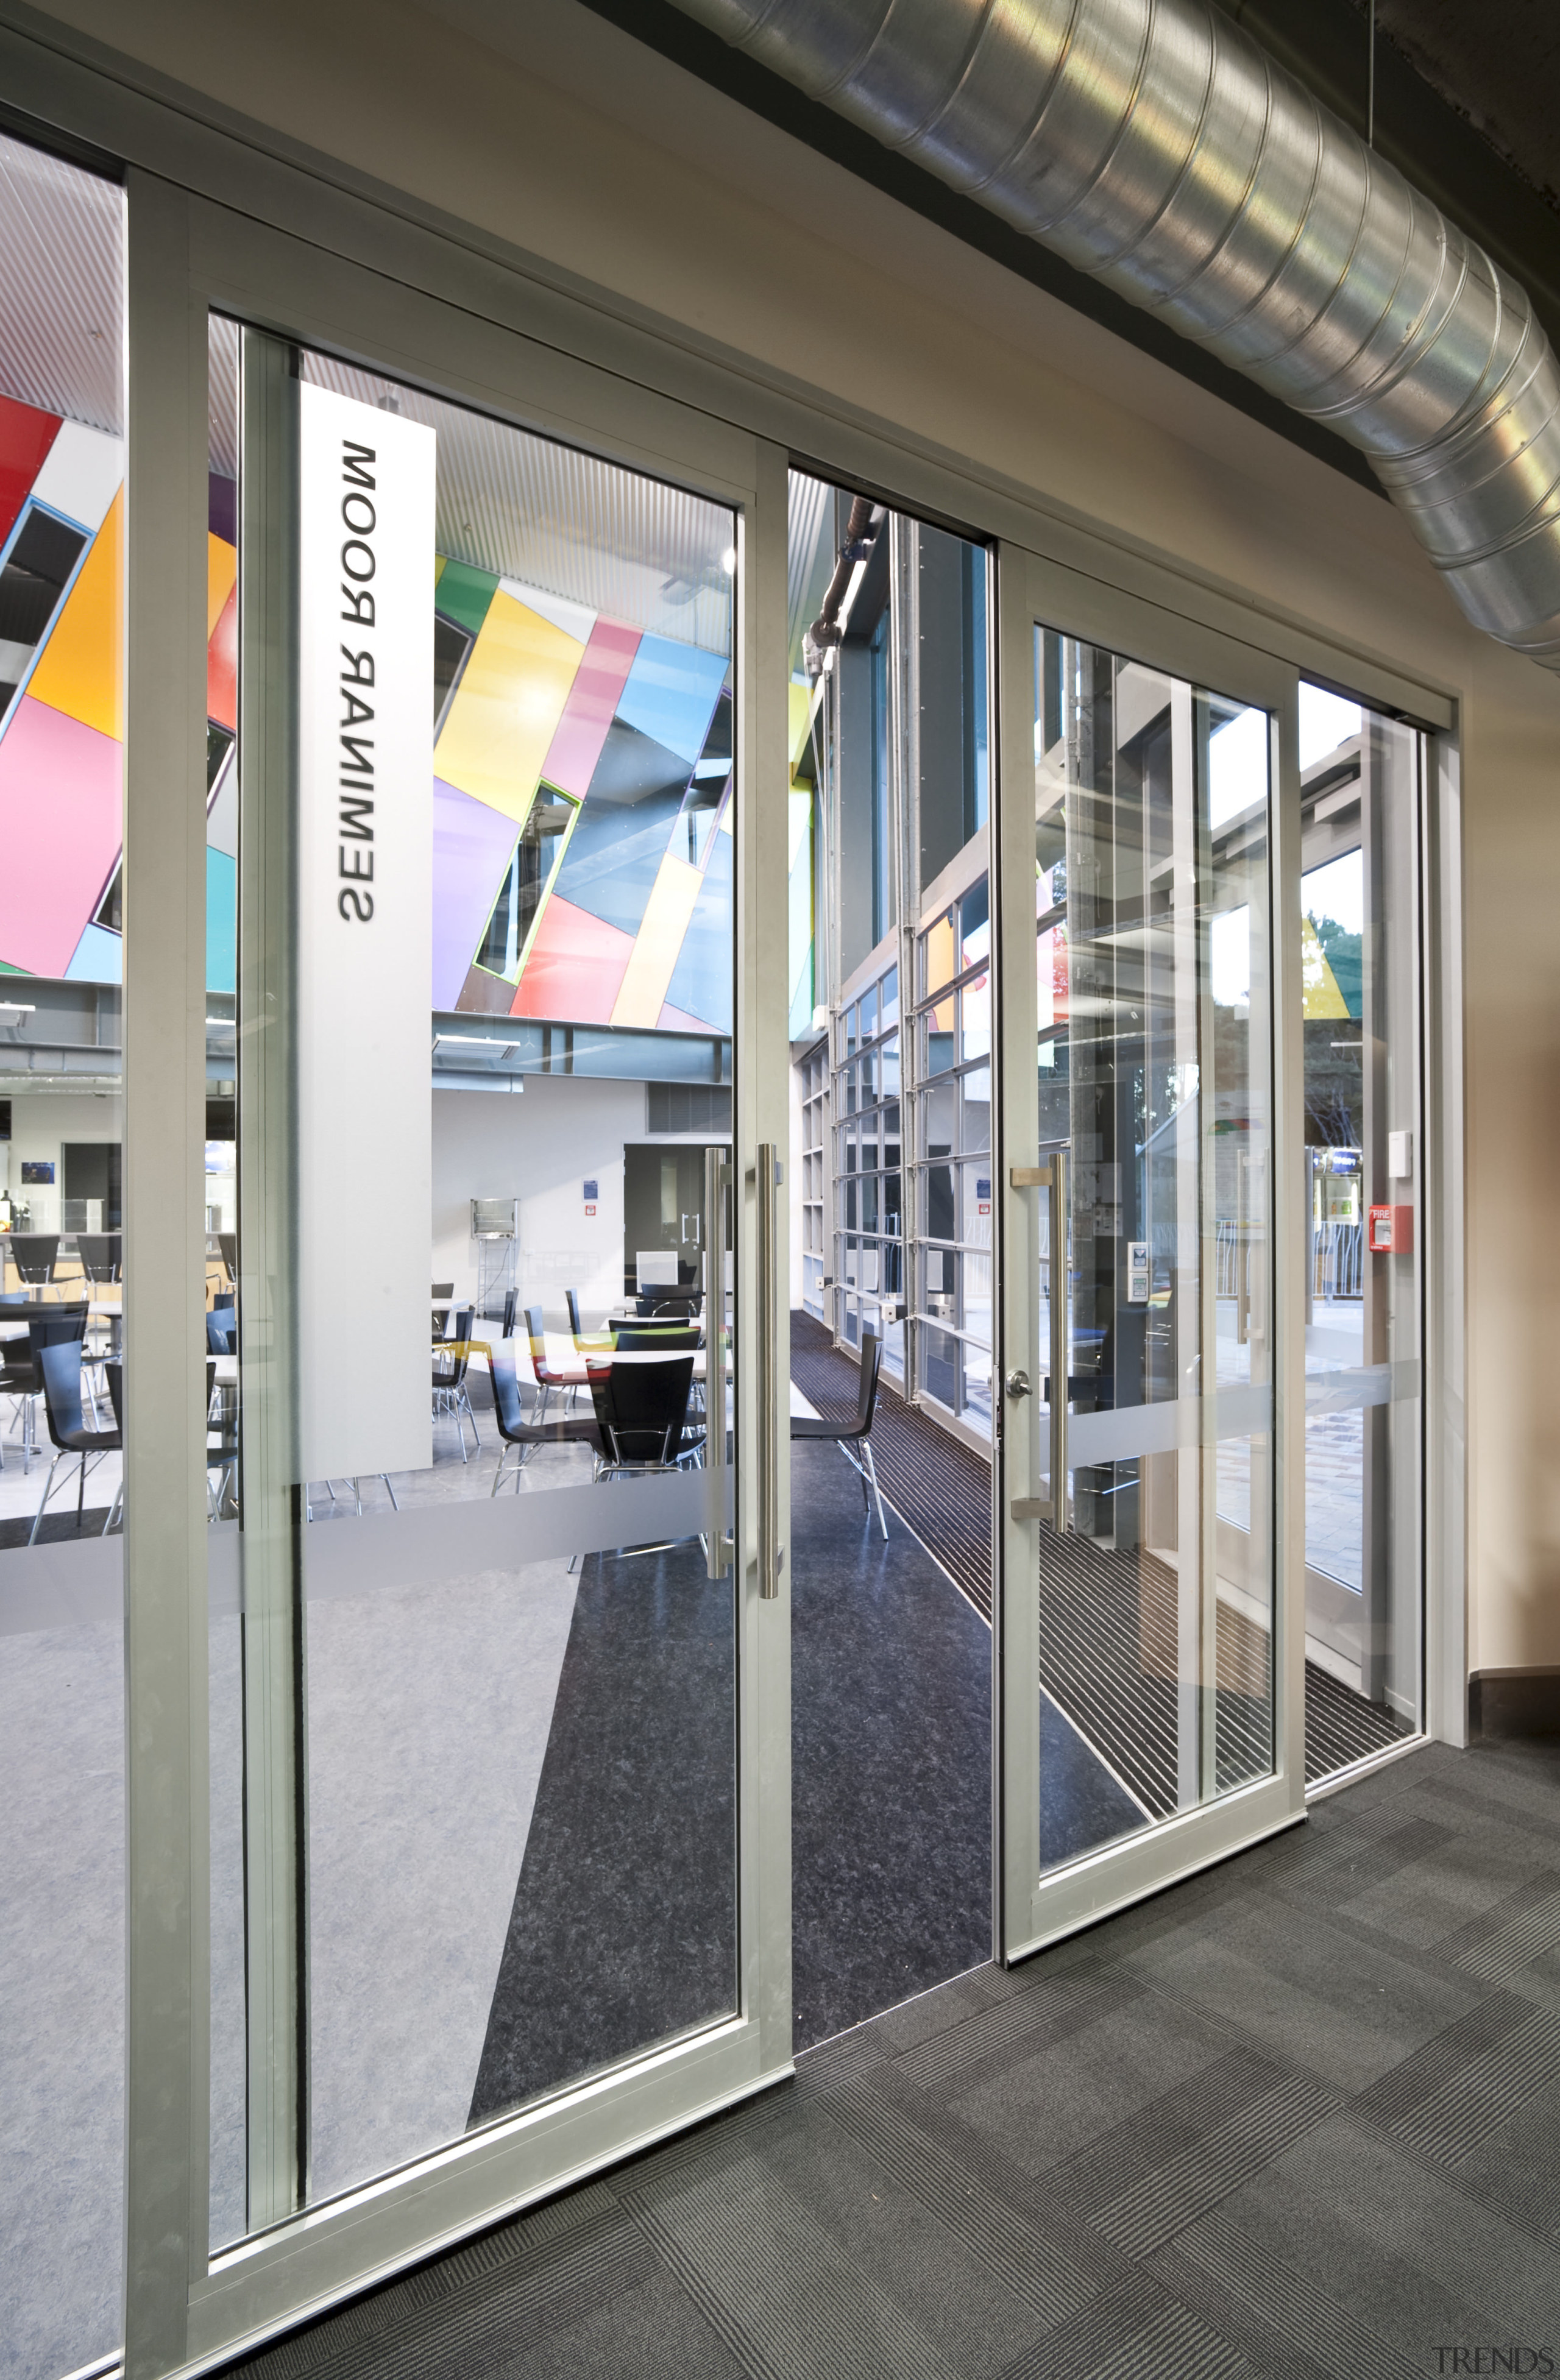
[20,1160,54,1185]
[583,1177,598,1217]
[297,382,435,1479]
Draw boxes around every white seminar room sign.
[297,381,435,1481]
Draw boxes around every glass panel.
[922,908,956,999]
[880,963,899,1032]
[1032,628,1273,1878]
[0,130,127,2379]
[785,469,994,2041]
[960,969,990,1064]
[960,874,990,969]
[1300,682,1422,1767]
[924,1011,956,1077]
[923,1078,957,1160]
[221,333,739,2229]
[962,1064,992,1152]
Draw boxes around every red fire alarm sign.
[1367,1203,1413,1254]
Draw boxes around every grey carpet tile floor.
[222,1738,1560,2380]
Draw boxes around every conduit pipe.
[671,0,1560,671]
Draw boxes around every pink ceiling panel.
[0,696,122,974]
[538,617,639,798]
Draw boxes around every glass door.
[996,551,1304,1957]
[174,284,791,2365]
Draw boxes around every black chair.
[102,1359,126,1530]
[9,1233,60,1287]
[585,1353,696,1476]
[205,1309,238,1356]
[500,1286,519,1341]
[205,1355,238,1518]
[489,1352,601,1495]
[611,1321,700,1351]
[634,1289,702,1320]
[76,1233,122,1284]
[524,1302,590,1422]
[1,1306,88,1475]
[565,1286,615,1361]
[790,1324,888,1540]
[432,1305,480,1456]
[218,1231,238,1283]
[30,1335,122,1542]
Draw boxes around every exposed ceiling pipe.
[804,492,879,673]
[669,0,1560,673]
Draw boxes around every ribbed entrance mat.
[789,1312,993,1621]
[1034,1523,1274,1818]
[1304,1655,1411,1780]
[789,1311,1410,1795]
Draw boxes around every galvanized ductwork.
[671,0,1560,671]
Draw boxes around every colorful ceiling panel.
[434,588,585,823]
[431,777,521,1012]
[0,696,121,974]
[29,483,123,740]
[0,359,734,1036]
[539,617,639,798]
[506,894,634,1027]
[0,391,123,979]
[0,392,58,548]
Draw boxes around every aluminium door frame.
[993,541,1309,1963]
[121,177,794,2380]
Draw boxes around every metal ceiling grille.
[0,129,123,438]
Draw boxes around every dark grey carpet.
[467,1541,737,2127]
[225,1740,1560,2379]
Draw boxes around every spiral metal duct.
[670,0,1560,671]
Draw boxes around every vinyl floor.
[221,1738,1560,2379]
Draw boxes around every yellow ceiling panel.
[207,530,237,640]
[611,852,702,1030]
[29,485,124,742]
[434,588,583,821]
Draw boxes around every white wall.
[27,0,1560,1674]
[4,1090,121,1235]
[431,1078,716,1331]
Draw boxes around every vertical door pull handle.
[1009,1154,1068,1529]
[755,1142,784,1598]
[704,1146,731,1579]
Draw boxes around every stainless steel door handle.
[755,1142,784,1598]
[704,1146,731,1579]
[1009,1153,1068,1529]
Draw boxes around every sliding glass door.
[996,548,1305,1956]
[105,186,794,2380]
